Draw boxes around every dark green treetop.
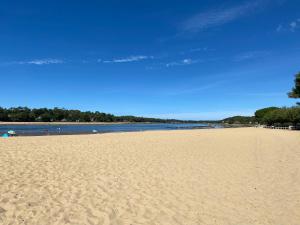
[288,72,300,105]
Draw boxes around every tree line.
[255,107,300,126]
[222,107,300,126]
[0,107,209,123]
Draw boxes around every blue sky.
[1,0,300,120]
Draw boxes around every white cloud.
[290,19,300,32]
[180,1,262,32]
[18,59,64,65]
[103,55,152,63]
[180,47,216,55]
[166,58,200,67]
[276,18,300,32]
[182,58,192,64]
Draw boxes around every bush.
[261,107,300,126]
[255,107,279,123]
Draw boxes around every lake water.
[0,123,220,136]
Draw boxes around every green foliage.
[0,106,207,123]
[0,107,9,121]
[7,107,33,122]
[254,107,279,123]
[222,116,256,124]
[223,106,300,126]
[260,107,300,126]
[288,72,300,99]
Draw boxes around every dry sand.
[0,128,299,225]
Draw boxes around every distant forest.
[221,107,300,126]
[1,106,300,126]
[0,107,214,123]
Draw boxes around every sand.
[0,128,299,225]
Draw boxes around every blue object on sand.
[2,133,9,138]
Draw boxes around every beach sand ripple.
[0,128,299,224]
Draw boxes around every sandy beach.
[0,128,299,225]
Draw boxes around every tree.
[222,116,255,124]
[255,107,279,123]
[7,107,32,122]
[0,107,9,121]
[259,107,300,126]
[39,113,52,122]
[288,72,300,105]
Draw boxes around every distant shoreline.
[0,121,138,125]
[0,121,217,125]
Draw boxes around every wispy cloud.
[276,18,300,32]
[233,51,269,62]
[102,55,152,63]
[166,58,201,67]
[0,59,64,66]
[180,1,263,32]
[17,59,64,65]
[147,57,218,70]
[290,19,300,32]
[180,47,215,55]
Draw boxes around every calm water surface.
[0,123,219,136]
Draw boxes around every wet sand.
[0,128,299,225]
